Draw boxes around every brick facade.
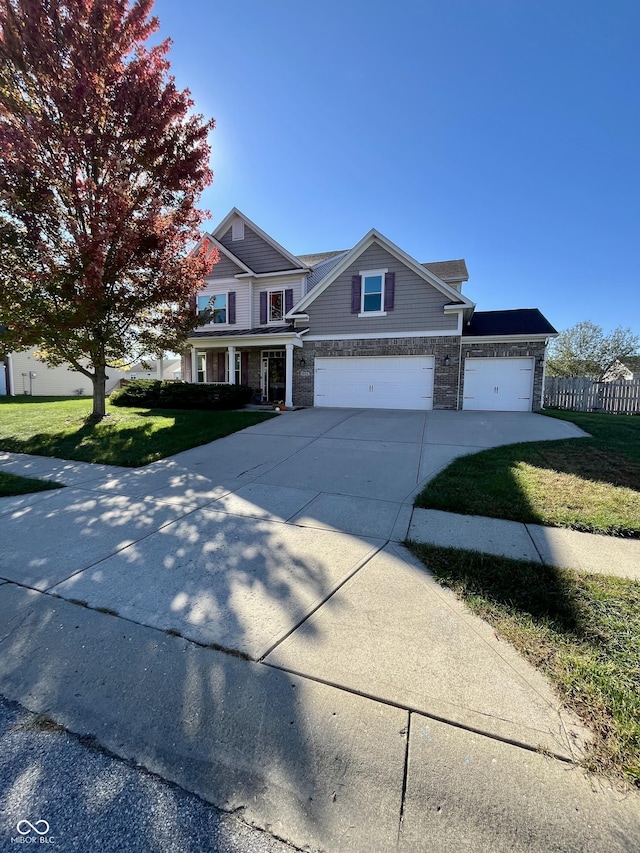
[458,340,547,410]
[293,336,461,409]
[292,336,546,410]
[184,337,547,411]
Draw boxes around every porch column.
[285,344,294,408]
[191,347,198,384]
[227,345,236,383]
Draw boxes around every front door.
[261,350,286,402]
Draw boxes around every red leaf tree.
[0,0,217,420]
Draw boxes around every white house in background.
[0,348,129,396]
[127,356,182,382]
[603,356,640,381]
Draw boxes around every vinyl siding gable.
[219,224,299,273]
[306,244,459,336]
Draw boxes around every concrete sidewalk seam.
[523,521,546,563]
[388,543,570,720]
[40,496,206,594]
[261,660,578,766]
[397,710,412,847]
[256,540,388,661]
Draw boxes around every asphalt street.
[0,695,297,853]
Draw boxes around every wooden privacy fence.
[544,377,640,414]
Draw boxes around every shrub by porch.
[110,380,253,410]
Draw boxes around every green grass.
[0,471,63,497]
[0,396,277,467]
[415,410,640,537]
[407,542,640,786]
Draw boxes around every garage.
[463,357,534,411]
[314,356,434,410]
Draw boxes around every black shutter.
[260,291,267,324]
[384,272,395,311]
[241,352,249,386]
[228,291,236,324]
[351,275,361,313]
[285,288,293,314]
[205,351,214,383]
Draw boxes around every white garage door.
[463,357,534,411]
[314,356,434,410]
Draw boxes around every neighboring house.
[127,357,182,381]
[603,356,640,381]
[0,348,129,396]
[183,208,557,412]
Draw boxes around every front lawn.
[415,411,640,538]
[0,397,277,467]
[407,543,640,786]
[0,471,63,498]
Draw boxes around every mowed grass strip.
[0,471,63,497]
[407,542,640,786]
[0,397,277,467]
[415,411,640,538]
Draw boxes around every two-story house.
[184,208,557,412]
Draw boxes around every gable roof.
[618,355,640,373]
[212,208,310,273]
[422,259,469,282]
[291,229,475,315]
[297,250,347,266]
[463,309,557,337]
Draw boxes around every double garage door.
[314,356,434,410]
[462,357,534,411]
[313,354,535,411]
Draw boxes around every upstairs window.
[198,293,228,324]
[260,288,293,324]
[351,269,394,315]
[269,290,284,322]
[231,218,245,241]
[362,273,384,313]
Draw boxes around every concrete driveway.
[0,408,588,748]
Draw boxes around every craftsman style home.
[183,209,557,411]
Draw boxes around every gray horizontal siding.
[208,253,244,279]
[306,243,458,335]
[219,224,298,273]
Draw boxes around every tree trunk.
[90,364,107,422]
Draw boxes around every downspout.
[6,353,14,396]
[456,314,464,410]
[540,338,549,410]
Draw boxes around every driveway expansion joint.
[261,660,579,765]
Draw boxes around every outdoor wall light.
[444,355,450,366]
[300,357,306,367]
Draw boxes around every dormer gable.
[213,208,308,274]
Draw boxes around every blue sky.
[153,0,639,337]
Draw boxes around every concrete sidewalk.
[409,507,640,580]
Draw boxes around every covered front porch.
[185,329,305,408]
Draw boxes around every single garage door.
[463,357,534,411]
[314,356,434,410]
